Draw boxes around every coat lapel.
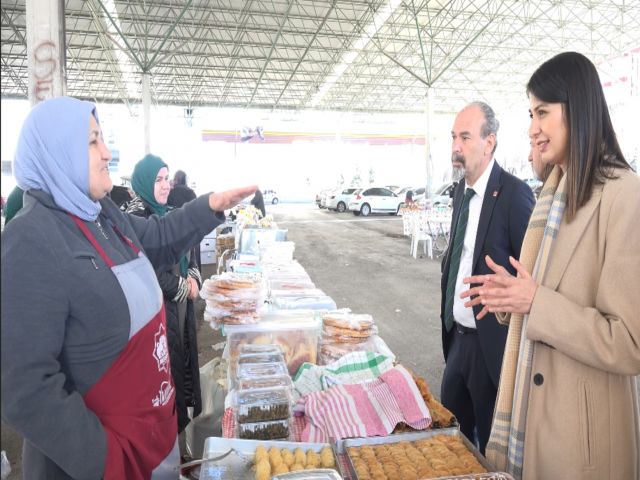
[472,162,502,271]
[543,186,603,290]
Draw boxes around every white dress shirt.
[452,158,494,329]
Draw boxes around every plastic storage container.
[236,387,291,423]
[237,352,285,364]
[272,470,343,480]
[272,294,337,311]
[237,418,290,440]
[238,374,293,391]
[239,343,284,355]
[224,314,322,376]
[237,361,289,380]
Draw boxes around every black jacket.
[127,198,203,432]
[440,162,535,386]
[168,184,197,209]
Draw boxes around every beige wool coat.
[516,168,640,479]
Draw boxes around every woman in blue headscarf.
[127,154,203,456]
[0,96,255,480]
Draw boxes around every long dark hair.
[527,51,630,221]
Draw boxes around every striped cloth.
[299,365,432,442]
[486,166,566,478]
[293,351,395,398]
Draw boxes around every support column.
[142,72,151,154]
[26,0,66,105]
[424,87,434,198]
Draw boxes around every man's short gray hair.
[468,101,499,153]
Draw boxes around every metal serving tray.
[272,469,343,480]
[333,428,514,480]
[197,436,333,480]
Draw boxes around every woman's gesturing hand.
[460,255,538,319]
[187,277,200,300]
[208,185,258,212]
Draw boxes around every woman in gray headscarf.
[1,96,255,479]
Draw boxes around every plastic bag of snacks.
[200,272,266,328]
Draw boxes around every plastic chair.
[402,210,414,236]
[217,248,237,274]
[410,221,433,259]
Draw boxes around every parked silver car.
[428,182,455,206]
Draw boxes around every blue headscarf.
[14,96,103,221]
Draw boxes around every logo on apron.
[152,381,175,407]
[152,324,170,373]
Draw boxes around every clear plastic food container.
[237,361,289,380]
[272,470,343,480]
[270,288,326,298]
[268,279,317,291]
[237,418,290,440]
[237,352,285,364]
[239,343,283,355]
[225,316,322,376]
[238,374,293,391]
[321,312,375,331]
[272,295,337,311]
[236,387,291,423]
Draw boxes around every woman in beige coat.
[462,52,640,479]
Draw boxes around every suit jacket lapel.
[543,186,603,290]
[472,162,502,271]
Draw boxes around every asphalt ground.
[272,203,446,389]
[1,202,447,478]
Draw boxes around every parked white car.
[348,187,404,216]
[263,189,279,204]
[315,188,332,208]
[319,190,332,208]
[327,187,359,212]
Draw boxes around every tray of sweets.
[334,428,514,480]
[196,437,339,480]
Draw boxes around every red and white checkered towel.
[299,365,431,442]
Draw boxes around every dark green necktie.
[444,188,475,332]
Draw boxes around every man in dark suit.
[440,102,534,454]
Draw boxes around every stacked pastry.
[253,445,336,480]
[393,369,457,430]
[319,312,378,364]
[200,272,265,327]
[215,233,235,260]
[347,435,486,480]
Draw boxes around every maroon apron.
[69,215,179,480]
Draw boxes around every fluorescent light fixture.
[310,0,402,107]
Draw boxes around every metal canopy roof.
[2,0,639,114]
